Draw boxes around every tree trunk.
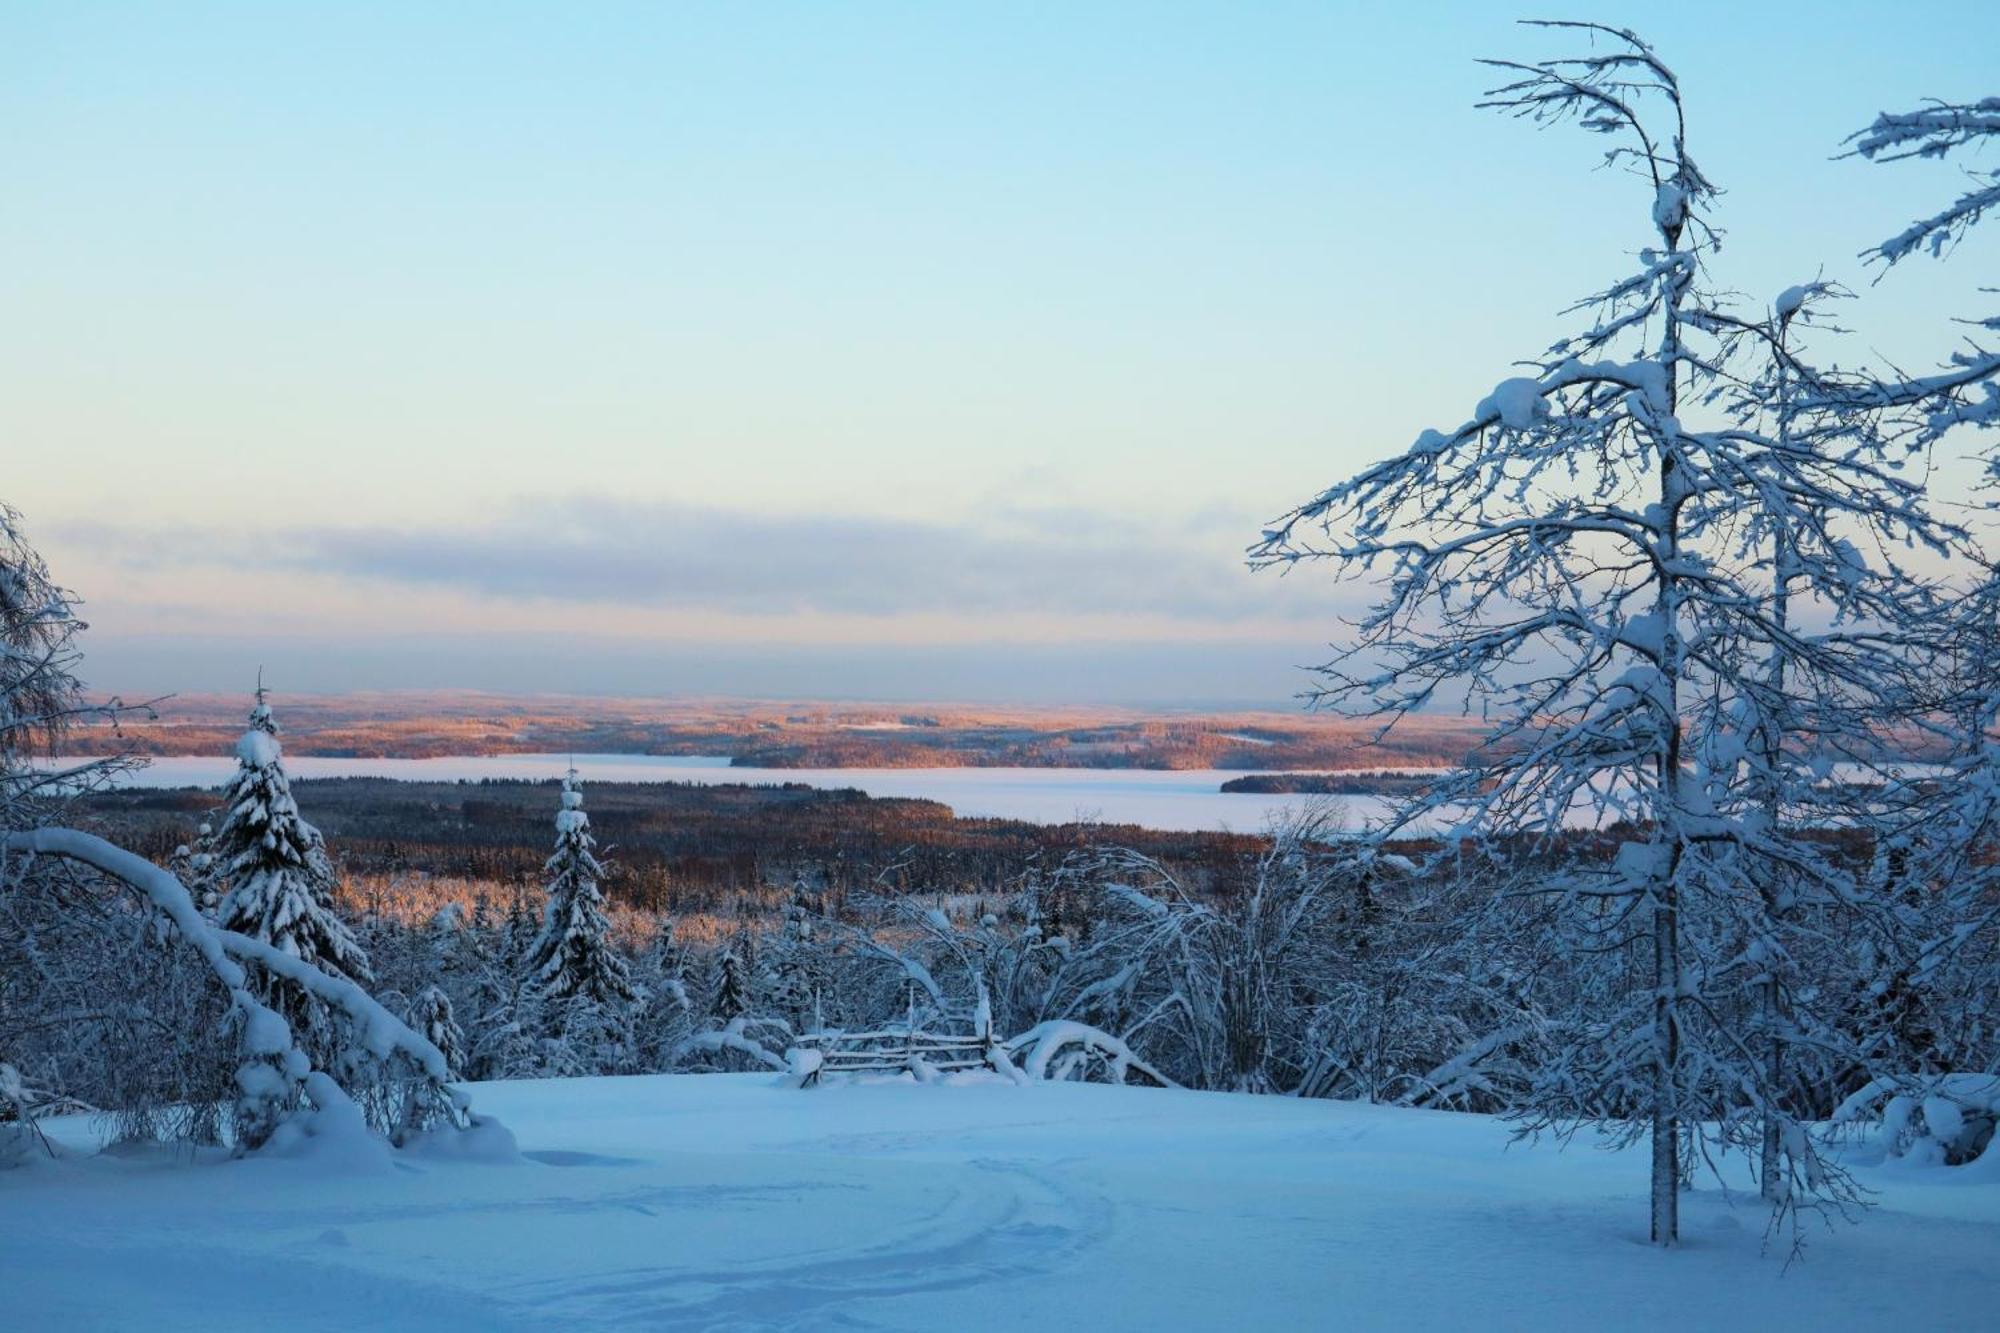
[1760,995,1784,1202]
[1758,347,1799,1207]
[1650,233,1689,1247]
[1651,859,1682,1246]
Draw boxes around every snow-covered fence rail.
[789,1016,1179,1090]
[789,1020,1017,1086]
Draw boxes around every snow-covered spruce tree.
[526,769,637,1011]
[389,983,468,1140]
[522,770,637,1074]
[712,939,750,1024]
[407,984,466,1081]
[163,820,223,917]
[671,931,794,1072]
[764,884,830,1034]
[632,919,695,1072]
[1253,24,1951,1244]
[213,688,373,1064]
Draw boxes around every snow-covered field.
[7,1074,1996,1330]
[102,753,1403,833]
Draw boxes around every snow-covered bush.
[1837,1074,2000,1171]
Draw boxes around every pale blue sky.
[5,3,1996,702]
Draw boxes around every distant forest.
[74,777,1269,926]
[62,691,1492,770]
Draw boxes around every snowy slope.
[6,1075,1997,1330]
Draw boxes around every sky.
[6,2,1998,705]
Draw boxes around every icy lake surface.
[100,753,1405,834]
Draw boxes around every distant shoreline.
[63,752,1417,835]
[63,691,1492,772]
[1219,771,1441,795]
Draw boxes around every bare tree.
[0,503,144,827]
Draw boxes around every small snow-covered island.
[5,10,1999,1331]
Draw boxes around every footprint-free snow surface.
[7,1074,1997,1330]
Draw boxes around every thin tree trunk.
[1651,233,1690,1248]
[1651,881,1681,1246]
[1758,332,1799,1205]
[1651,505,1685,1246]
[1759,530,1793,1204]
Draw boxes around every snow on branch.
[675,1016,790,1072]
[4,827,474,1134]
[1848,98,2000,266]
[1004,1020,1180,1089]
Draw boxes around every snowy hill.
[8,1074,1998,1330]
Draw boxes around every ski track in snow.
[508,1156,1110,1328]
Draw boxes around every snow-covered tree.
[503,889,539,964]
[525,769,637,1011]
[712,939,750,1024]
[165,821,222,917]
[1,515,474,1157]
[764,885,829,1033]
[1252,23,1954,1244]
[0,504,137,827]
[632,919,695,1072]
[213,687,372,1074]
[1,508,160,1154]
[407,984,466,1082]
[642,916,687,990]
[1830,90,2000,1178]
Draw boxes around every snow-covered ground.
[7,1074,1996,1330]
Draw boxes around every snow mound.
[236,728,281,768]
[1476,377,1548,431]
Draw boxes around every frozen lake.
[87,753,1939,835]
[95,753,1404,835]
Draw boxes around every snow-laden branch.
[1004,1020,1180,1089]
[676,1016,790,1072]
[1847,97,2000,266]
[4,827,471,1124]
